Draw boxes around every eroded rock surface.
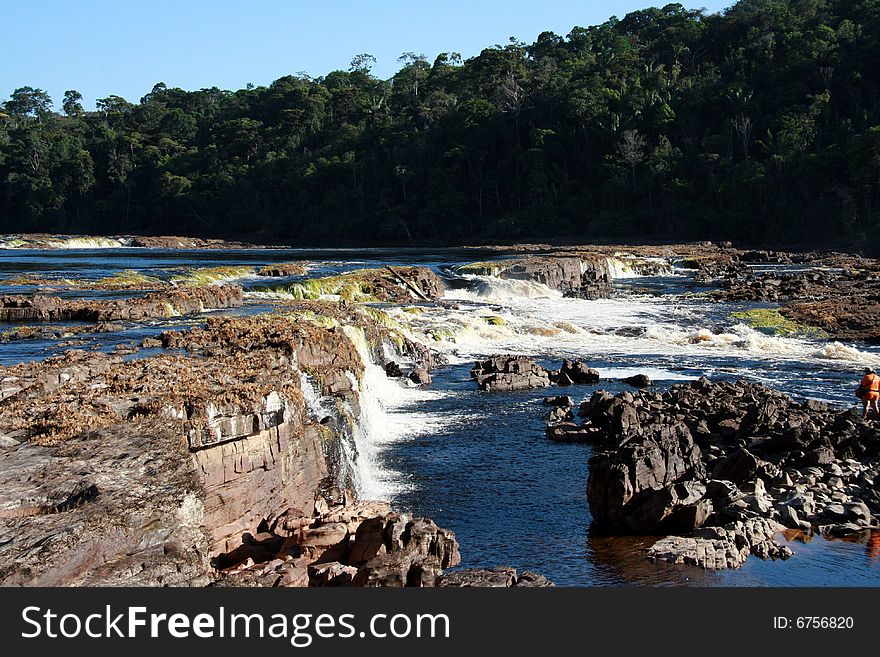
[0,309,431,585]
[0,285,243,323]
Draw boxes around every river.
[2,245,879,586]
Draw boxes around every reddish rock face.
[0,312,373,585]
[0,285,244,323]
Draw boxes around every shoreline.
[0,232,873,256]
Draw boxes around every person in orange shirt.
[858,367,880,420]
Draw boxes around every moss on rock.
[731,308,826,337]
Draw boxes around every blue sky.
[3,0,732,110]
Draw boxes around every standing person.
[857,367,880,419]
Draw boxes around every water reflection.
[586,532,720,587]
[867,530,880,561]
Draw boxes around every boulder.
[308,561,359,587]
[543,395,573,407]
[471,355,550,392]
[546,422,601,443]
[712,448,761,484]
[408,368,432,385]
[351,517,460,587]
[560,359,600,384]
[587,421,707,532]
[622,374,652,388]
[493,256,612,300]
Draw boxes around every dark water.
[2,246,879,586]
[387,365,880,586]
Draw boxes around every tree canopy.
[2,0,879,251]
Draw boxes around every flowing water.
[2,245,880,586]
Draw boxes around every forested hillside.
[1,0,879,249]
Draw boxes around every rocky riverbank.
[0,294,550,586]
[0,285,243,323]
[695,250,880,343]
[0,308,437,585]
[578,378,880,570]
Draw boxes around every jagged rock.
[587,421,707,532]
[712,448,761,484]
[545,406,574,423]
[560,359,600,384]
[350,516,460,587]
[295,523,350,562]
[0,285,243,323]
[513,571,555,587]
[647,533,749,570]
[471,355,550,391]
[308,561,358,587]
[778,505,801,529]
[647,518,788,570]
[491,256,612,300]
[553,371,573,386]
[546,422,601,443]
[585,376,880,571]
[257,262,307,277]
[347,517,387,564]
[384,361,403,378]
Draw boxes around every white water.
[301,271,877,500]
[298,371,333,419]
[605,255,673,279]
[0,236,129,249]
[429,276,880,366]
[340,325,461,500]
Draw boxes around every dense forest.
[1,0,879,249]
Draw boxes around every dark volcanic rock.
[560,359,600,384]
[543,395,573,407]
[622,374,652,388]
[712,448,762,484]
[472,355,601,392]
[584,376,880,570]
[587,420,708,533]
